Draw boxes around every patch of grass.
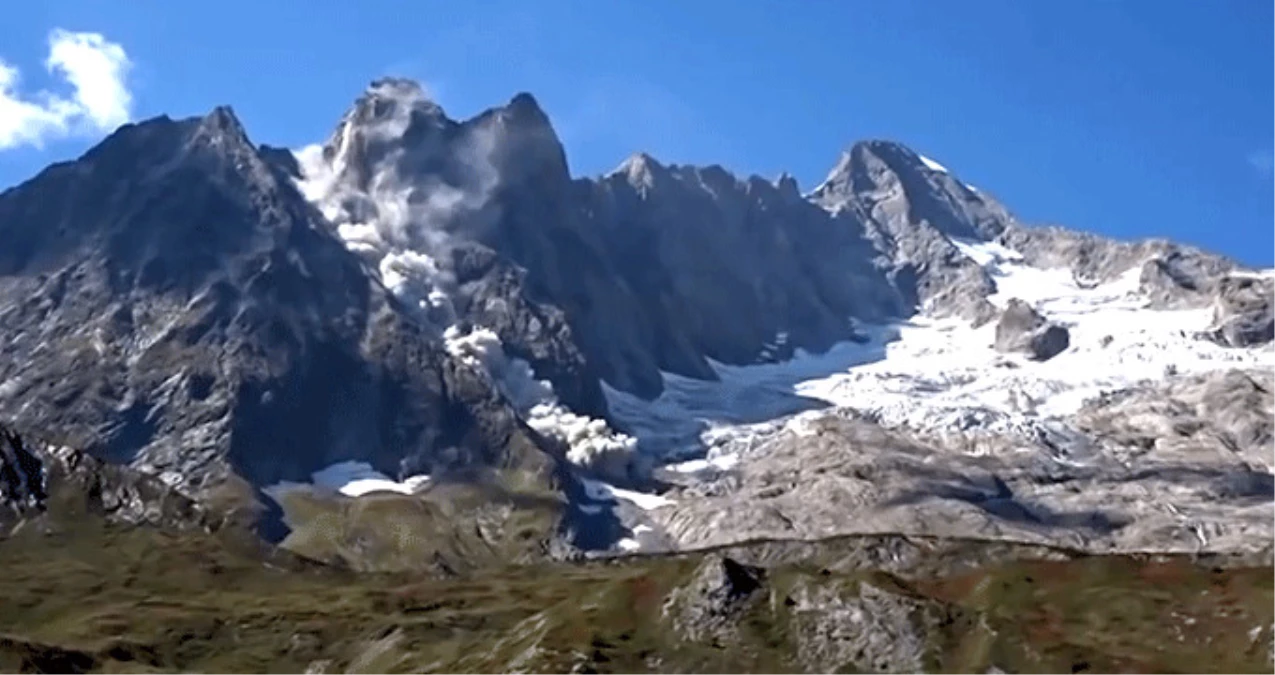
[917,556,1275,673]
[271,471,565,573]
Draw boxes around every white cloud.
[0,29,133,150]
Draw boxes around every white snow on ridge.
[918,154,949,173]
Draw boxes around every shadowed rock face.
[0,107,558,505]
[994,299,1071,361]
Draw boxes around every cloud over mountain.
[0,29,133,150]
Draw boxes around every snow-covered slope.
[598,236,1272,556]
[608,238,1270,465]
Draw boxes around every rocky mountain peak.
[809,138,1015,247]
[193,105,250,143]
[463,92,570,189]
[357,77,446,123]
[608,152,667,191]
[774,172,801,200]
[812,140,938,200]
[809,148,857,201]
[501,92,552,128]
[304,78,458,195]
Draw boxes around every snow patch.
[918,154,949,173]
[312,461,431,496]
[665,452,740,475]
[616,538,642,552]
[264,460,430,500]
[579,477,674,510]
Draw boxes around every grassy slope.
[0,520,1270,674]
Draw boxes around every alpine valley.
[0,79,1271,673]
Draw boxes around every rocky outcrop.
[0,105,559,506]
[786,578,946,674]
[1138,252,1233,309]
[993,299,1071,361]
[663,556,768,645]
[0,422,215,535]
[1201,274,1274,347]
[0,425,46,519]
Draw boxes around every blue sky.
[2,0,1272,265]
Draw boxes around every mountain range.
[1,76,1272,560]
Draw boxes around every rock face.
[1203,274,1274,347]
[663,556,768,645]
[809,141,1008,323]
[993,299,1071,361]
[0,422,214,534]
[292,81,1034,405]
[0,106,558,506]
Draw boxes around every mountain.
[0,77,1270,563]
[0,104,564,540]
[0,75,1272,675]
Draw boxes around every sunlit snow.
[265,460,430,500]
[605,238,1274,465]
[918,154,949,173]
[579,477,675,510]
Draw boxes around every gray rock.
[1137,250,1238,310]
[993,299,1071,361]
[787,578,943,674]
[662,555,767,645]
[0,422,215,535]
[1201,274,1274,347]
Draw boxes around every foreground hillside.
[3,425,1268,674]
[1,519,1271,674]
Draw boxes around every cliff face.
[285,80,1044,409]
[0,105,558,505]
